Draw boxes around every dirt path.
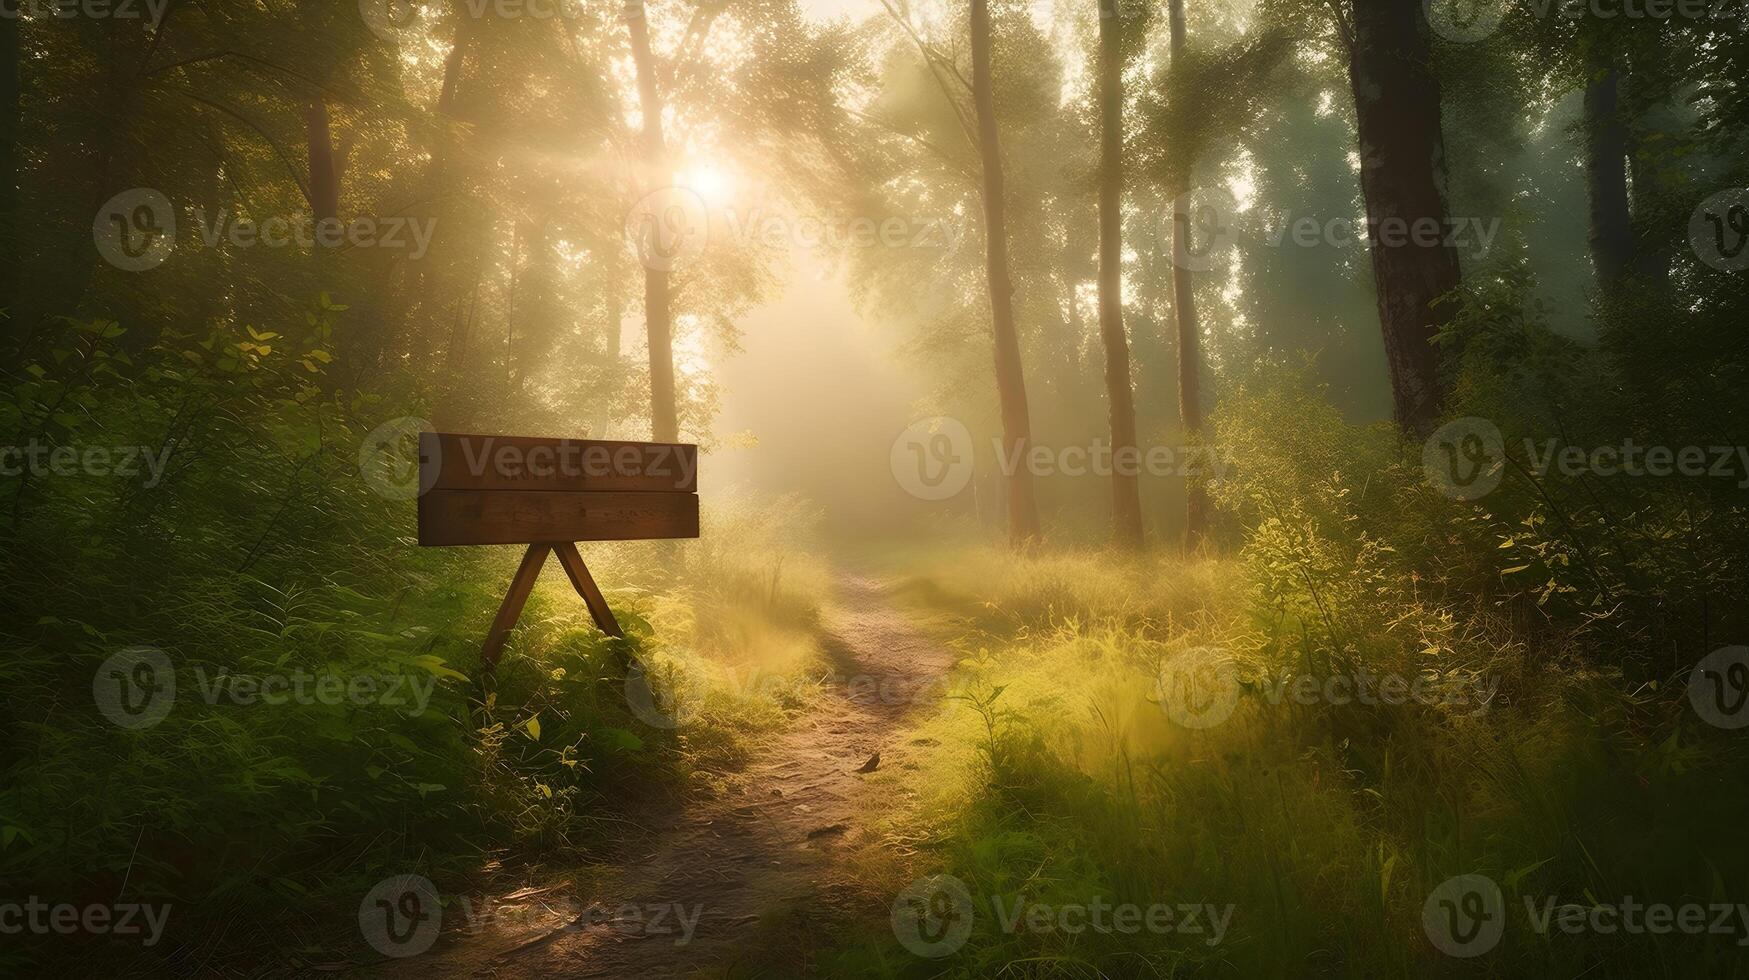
[371,572,952,978]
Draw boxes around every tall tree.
[970,0,1043,546]
[1096,0,1145,550]
[1339,0,1461,436]
[0,13,16,339]
[1583,60,1634,292]
[1165,0,1208,549]
[626,0,680,443]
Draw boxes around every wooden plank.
[554,542,624,638]
[481,543,551,667]
[420,432,697,494]
[418,490,699,547]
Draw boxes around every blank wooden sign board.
[416,431,699,666]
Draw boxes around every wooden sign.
[416,431,699,666]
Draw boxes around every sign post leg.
[554,542,625,638]
[482,543,552,667]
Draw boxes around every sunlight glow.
[680,166,733,206]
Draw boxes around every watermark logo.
[1423,417,1506,501]
[1689,646,1749,729]
[359,0,427,41]
[624,656,710,729]
[94,189,435,271]
[1426,418,1749,500]
[721,208,968,255]
[0,442,172,487]
[1429,0,1747,43]
[1155,646,1242,729]
[626,186,709,272]
[94,647,442,727]
[891,875,976,958]
[360,874,443,958]
[891,879,1234,958]
[1691,188,1749,272]
[1166,186,1239,272]
[890,416,975,501]
[1423,874,1505,957]
[93,646,176,730]
[3,0,172,25]
[1263,213,1501,259]
[93,188,175,273]
[1425,0,1512,41]
[0,897,172,946]
[360,417,437,501]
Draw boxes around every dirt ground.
[364,573,954,978]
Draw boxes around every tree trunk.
[970,0,1043,547]
[1096,0,1144,551]
[0,13,18,346]
[305,100,341,225]
[604,242,624,363]
[438,16,472,115]
[1167,0,1209,549]
[626,0,680,444]
[1583,62,1634,292]
[1345,0,1460,437]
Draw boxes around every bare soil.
[366,572,953,978]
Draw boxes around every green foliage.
[822,544,1749,978]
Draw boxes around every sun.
[679,165,732,205]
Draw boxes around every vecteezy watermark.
[0,897,173,946]
[357,418,697,501]
[93,646,176,730]
[1423,874,1506,957]
[1689,646,1749,729]
[1154,647,1498,729]
[460,895,704,944]
[625,186,710,272]
[1263,213,1501,260]
[0,441,171,487]
[1423,873,1749,957]
[1521,895,1749,945]
[1423,417,1749,500]
[189,666,438,716]
[1426,0,1746,43]
[360,875,443,958]
[359,417,436,501]
[890,416,975,501]
[359,875,701,959]
[1422,417,1507,500]
[1165,186,1241,272]
[1691,188,1749,272]
[1155,646,1244,729]
[623,184,968,273]
[93,188,437,272]
[93,646,442,729]
[889,416,1228,501]
[623,655,710,729]
[889,875,1235,958]
[0,0,172,26]
[359,0,585,42]
[720,207,968,256]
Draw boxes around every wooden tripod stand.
[482,542,624,667]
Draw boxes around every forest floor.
[366,571,953,978]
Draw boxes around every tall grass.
[826,460,1749,976]
[0,320,837,970]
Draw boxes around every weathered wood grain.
[418,490,699,546]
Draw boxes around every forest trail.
[371,572,954,977]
